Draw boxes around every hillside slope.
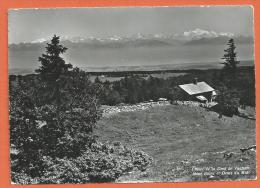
[94,105,256,182]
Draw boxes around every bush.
[11,141,152,184]
[220,104,239,117]
[215,87,240,117]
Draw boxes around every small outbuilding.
[178,78,216,103]
[158,98,167,101]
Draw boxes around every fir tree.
[35,35,72,106]
[36,35,72,81]
[221,38,240,74]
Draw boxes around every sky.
[8,6,253,44]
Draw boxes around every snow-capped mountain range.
[8,28,254,73]
[12,29,253,47]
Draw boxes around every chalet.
[178,78,216,103]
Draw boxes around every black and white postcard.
[8,6,256,184]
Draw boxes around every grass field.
[94,104,256,182]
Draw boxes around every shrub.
[11,141,152,184]
[220,104,239,117]
[215,87,240,117]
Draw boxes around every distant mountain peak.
[180,28,234,40]
[31,38,49,43]
[16,30,252,48]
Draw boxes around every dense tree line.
[95,66,255,107]
[88,69,204,77]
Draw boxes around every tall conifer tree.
[222,38,240,73]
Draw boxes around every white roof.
[158,98,167,101]
[179,81,214,95]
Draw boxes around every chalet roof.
[179,81,214,95]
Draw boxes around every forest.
[92,66,255,107]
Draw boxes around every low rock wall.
[101,101,170,117]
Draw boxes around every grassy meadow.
[94,104,256,182]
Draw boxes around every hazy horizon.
[9,39,254,70]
